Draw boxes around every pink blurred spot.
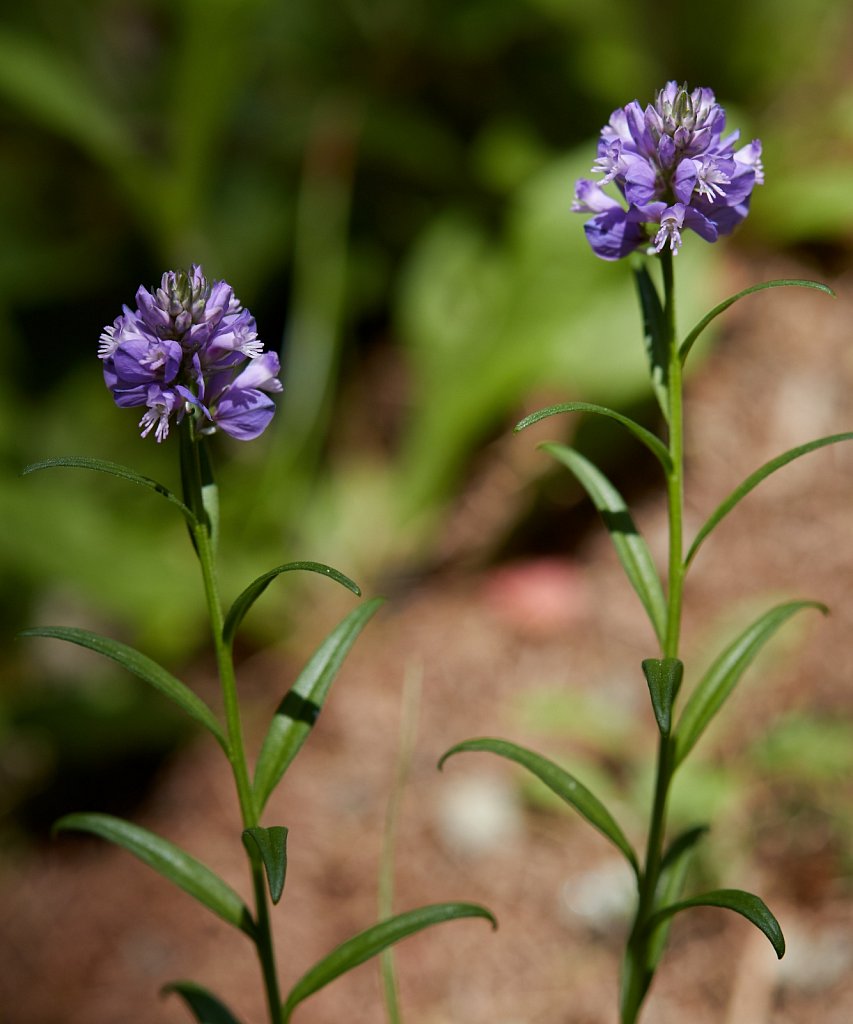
[483,558,587,637]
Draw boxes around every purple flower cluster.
[99,266,282,442]
[573,82,763,260]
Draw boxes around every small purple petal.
[212,389,276,441]
[584,208,647,261]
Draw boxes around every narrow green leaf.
[55,813,255,937]
[543,443,667,646]
[242,826,288,905]
[685,432,853,568]
[22,457,197,526]
[198,440,220,554]
[253,598,383,812]
[680,279,834,365]
[647,825,709,969]
[162,981,244,1024]
[515,403,672,473]
[632,261,669,421]
[19,626,227,750]
[660,824,709,874]
[438,737,639,877]
[224,563,361,647]
[675,601,827,766]
[642,658,684,736]
[645,888,785,959]
[281,903,496,1022]
[20,626,227,751]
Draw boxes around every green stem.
[180,421,283,1024]
[620,249,684,1024]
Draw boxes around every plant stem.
[620,249,683,1024]
[181,422,283,1024]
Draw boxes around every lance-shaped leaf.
[55,813,255,937]
[644,888,785,959]
[19,626,226,751]
[685,432,853,569]
[439,737,639,877]
[162,981,244,1024]
[642,658,683,736]
[680,279,833,365]
[542,443,667,646]
[281,903,496,1022]
[22,457,197,527]
[516,403,672,474]
[633,261,669,421]
[674,601,827,766]
[199,441,220,554]
[647,825,708,970]
[242,826,288,905]
[224,563,361,647]
[253,597,383,812]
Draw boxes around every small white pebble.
[777,925,853,992]
[559,859,636,933]
[437,774,524,856]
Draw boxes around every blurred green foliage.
[2,0,853,831]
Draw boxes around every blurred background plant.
[3,0,853,848]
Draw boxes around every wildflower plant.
[22,266,494,1023]
[440,83,852,1022]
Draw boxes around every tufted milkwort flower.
[573,81,764,260]
[98,265,282,442]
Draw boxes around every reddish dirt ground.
[3,256,853,1023]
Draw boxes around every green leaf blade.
[642,658,684,736]
[22,457,197,526]
[20,626,227,750]
[253,597,383,812]
[685,432,853,569]
[680,279,834,365]
[439,737,639,877]
[646,888,785,959]
[515,402,672,473]
[242,826,288,905]
[543,443,667,646]
[162,981,244,1024]
[224,563,361,647]
[55,813,255,937]
[282,903,496,1021]
[647,825,709,969]
[674,600,827,766]
[632,262,669,420]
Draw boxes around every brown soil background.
[3,256,853,1023]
